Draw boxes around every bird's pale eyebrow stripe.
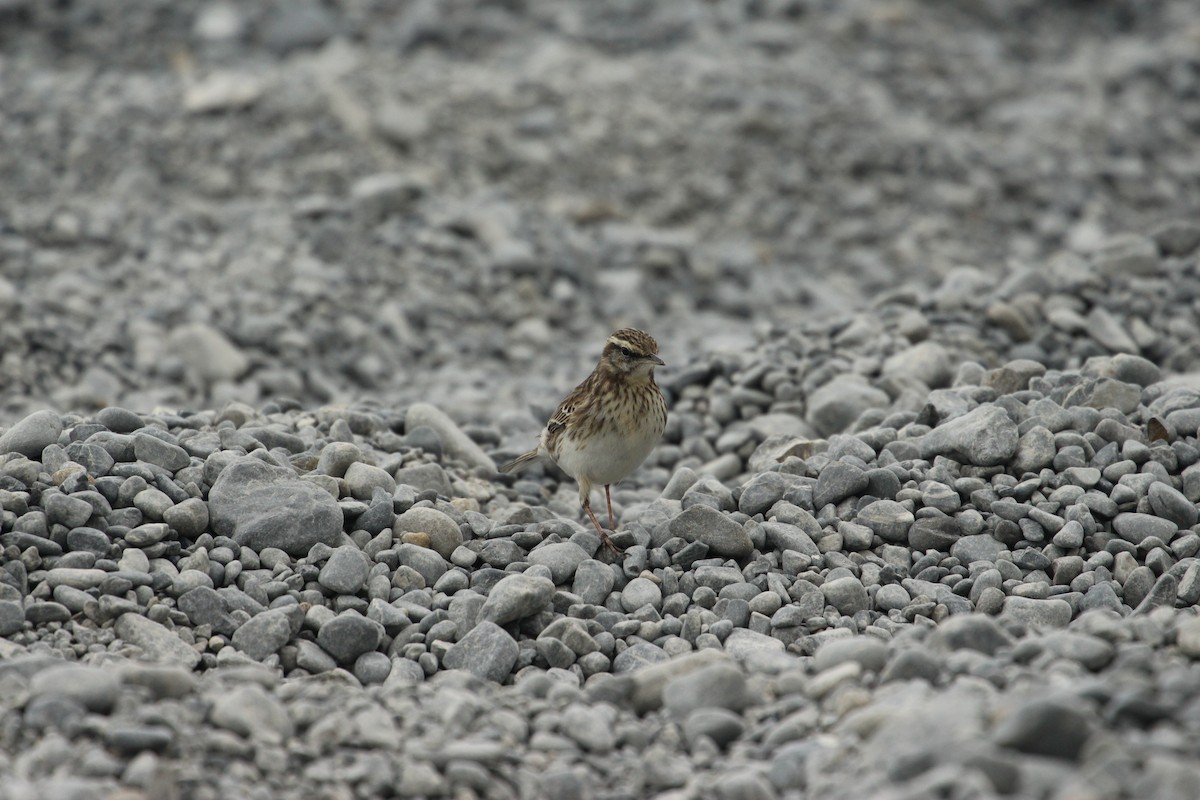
[606,336,637,350]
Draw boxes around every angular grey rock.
[30,664,119,713]
[738,471,790,516]
[572,559,615,605]
[917,405,1019,466]
[1040,632,1114,670]
[683,707,745,748]
[0,410,63,459]
[392,463,453,496]
[880,649,942,684]
[132,433,191,472]
[344,461,396,501]
[96,406,145,434]
[561,703,618,752]
[813,461,869,509]
[613,641,670,673]
[1093,233,1159,276]
[316,610,383,665]
[856,500,913,544]
[1150,219,1200,256]
[442,621,519,682]
[208,456,341,557]
[1133,573,1178,615]
[166,322,249,383]
[115,613,201,668]
[528,541,590,584]
[908,516,960,552]
[806,376,890,437]
[209,684,293,743]
[45,493,94,528]
[177,586,237,635]
[723,628,786,661]
[882,341,953,389]
[821,576,868,615]
[0,601,24,636]
[163,497,209,538]
[1001,596,1072,629]
[663,661,750,718]
[930,615,1012,655]
[813,636,889,673]
[405,403,495,470]
[984,360,1047,395]
[951,534,1007,564]
[393,507,463,560]
[319,545,372,594]
[1011,426,1056,474]
[231,606,302,661]
[395,543,449,586]
[993,698,1094,760]
[668,505,753,559]
[761,521,820,557]
[478,573,555,625]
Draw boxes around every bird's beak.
[648,354,665,366]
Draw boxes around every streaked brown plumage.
[499,328,667,553]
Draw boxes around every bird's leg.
[583,497,623,557]
[605,484,615,530]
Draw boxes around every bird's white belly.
[554,428,657,486]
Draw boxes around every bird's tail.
[498,449,541,474]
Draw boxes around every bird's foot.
[599,530,624,558]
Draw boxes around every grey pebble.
[209,456,341,557]
[405,403,495,470]
[930,614,1012,655]
[316,610,383,665]
[132,432,190,472]
[821,576,868,615]
[856,499,914,543]
[441,620,518,682]
[572,559,615,605]
[209,684,293,743]
[114,613,201,668]
[918,405,1018,466]
[353,651,392,684]
[662,662,744,719]
[683,707,745,748]
[993,698,1094,760]
[30,664,119,713]
[1001,596,1073,629]
[44,492,94,528]
[479,573,555,625]
[527,541,590,584]
[319,545,372,594]
[813,461,869,509]
[621,576,663,612]
[393,507,463,560]
[1113,512,1177,545]
[0,410,63,459]
[232,605,302,661]
[668,505,753,559]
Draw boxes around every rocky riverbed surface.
[3,1,1200,799]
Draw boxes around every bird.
[499,328,667,554]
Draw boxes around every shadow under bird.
[499,328,667,553]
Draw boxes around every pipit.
[500,328,667,553]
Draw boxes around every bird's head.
[601,328,664,380]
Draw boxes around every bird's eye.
[619,347,634,358]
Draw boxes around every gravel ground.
[3,1,1200,799]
